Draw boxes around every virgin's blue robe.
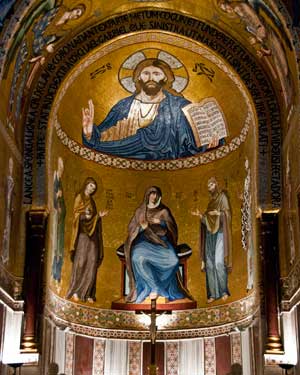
[124,186,191,303]
[131,226,185,303]
[83,91,210,160]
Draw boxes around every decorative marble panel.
[93,339,105,375]
[128,341,142,375]
[204,337,216,375]
[165,342,179,375]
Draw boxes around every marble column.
[20,209,48,353]
[260,212,284,354]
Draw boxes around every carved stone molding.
[281,258,300,311]
[0,287,24,311]
[0,263,23,301]
[46,307,257,340]
[46,288,259,340]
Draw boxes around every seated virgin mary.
[124,186,193,304]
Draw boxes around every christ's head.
[139,65,166,96]
[133,58,178,96]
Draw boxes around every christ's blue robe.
[83,91,214,160]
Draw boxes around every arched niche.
[20,9,284,338]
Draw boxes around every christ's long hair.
[133,58,182,96]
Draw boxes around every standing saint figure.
[51,157,66,290]
[124,186,191,303]
[66,177,107,303]
[192,178,232,303]
[1,157,14,264]
[241,159,255,290]
[82,58,222,160]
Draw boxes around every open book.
[182,97,228,148]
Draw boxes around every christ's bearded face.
[138,66,167,96]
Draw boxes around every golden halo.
[118,48,189,93]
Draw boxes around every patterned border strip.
[158,316,255,340]
[0,120,22,164]
[47,288,258,331]
[231,332,242,364]
[93,339,105,375]
[204,337,216,375]
[65,332,74,375]
[281,258,300,310]
[46,306,257,340]
[52,31,254,171]
[128,341,142,375]
[55,115,250,171]
[165,342,179,375]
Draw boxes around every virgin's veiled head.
[143,186,162,206]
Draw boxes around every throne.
[111,243,197,311]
